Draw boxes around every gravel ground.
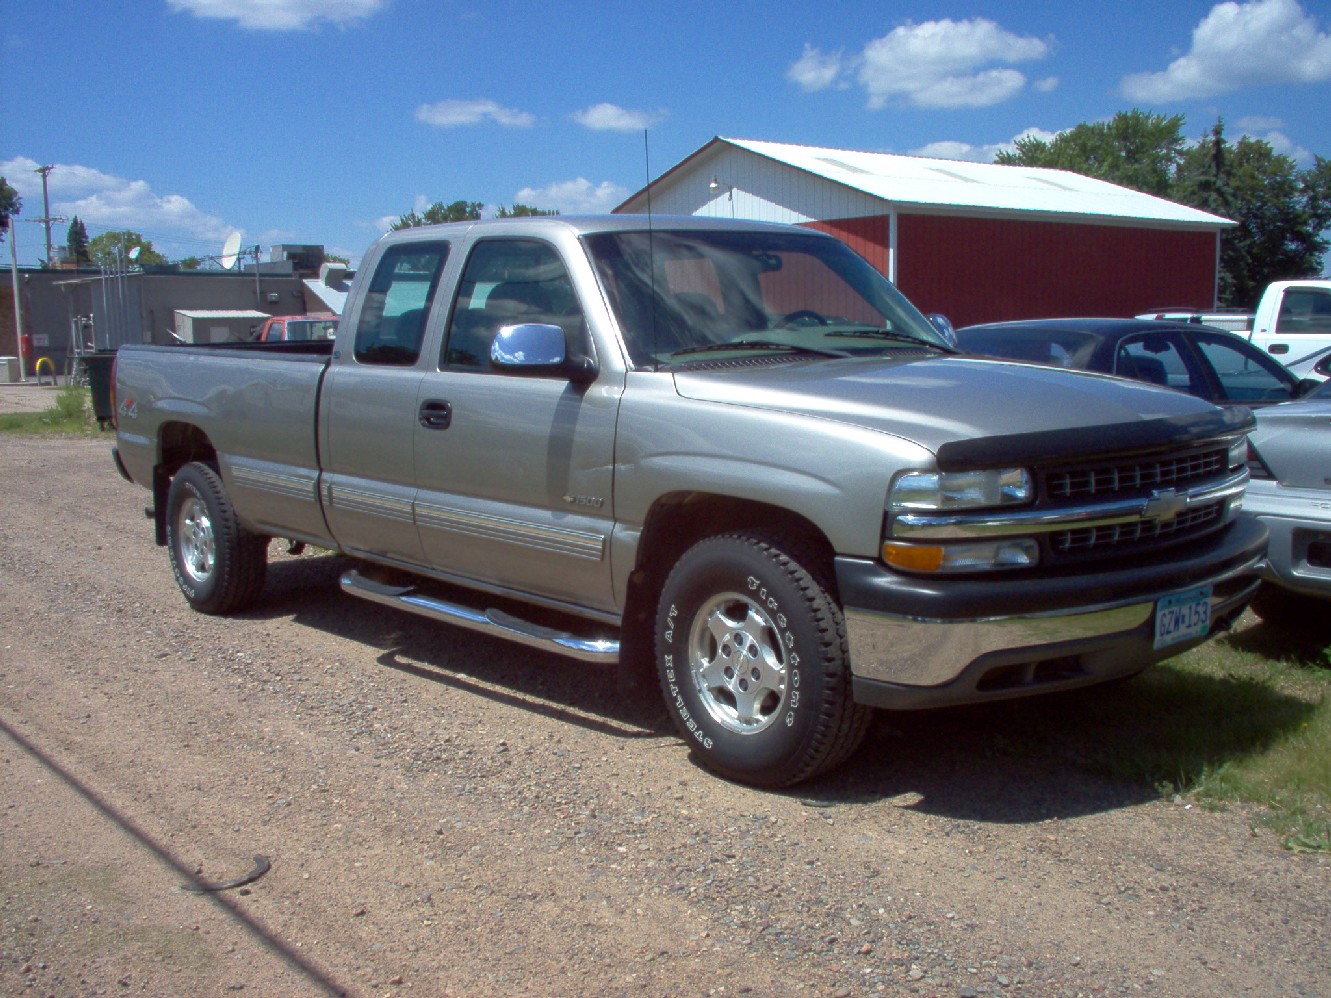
[2,433,1328,998]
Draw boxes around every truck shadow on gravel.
[251,552,672,740]
[806,658,1318,824]
[252,553,1317,824]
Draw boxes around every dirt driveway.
[2,434,1327,997]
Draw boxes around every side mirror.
[1297,377,1324,397]
[926,313,957,348]
[491,323,597,384]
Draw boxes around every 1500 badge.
[562,494,604,508]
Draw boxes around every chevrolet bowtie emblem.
[1141,488,1188,522]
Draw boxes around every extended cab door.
[412,236,621,613]
[319,240,451,563]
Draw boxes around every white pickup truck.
[1246,279,1331,369]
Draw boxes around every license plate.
[1153,586,1213,650]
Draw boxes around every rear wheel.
[656,531,870,787]
[166,462,268,614]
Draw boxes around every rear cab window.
[353,242,451,365]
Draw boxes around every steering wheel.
[778,309,829,327]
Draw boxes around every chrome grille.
[1045,447,1226,501]
[1052,501,1224,555]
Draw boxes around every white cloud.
[415,99,535,128]
[910,127,1060,163]
[1121,0,1331,101]
[791,19,1049,109]
[514,178,629,215]
[165,0,385,31]
[1236,114,1285,131]
[571,103,662,132]
[1033,76,1060,93]
[0,155,232,248]
[788,44,846,91]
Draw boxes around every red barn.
[615,137,1232,328]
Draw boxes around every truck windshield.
[583,228,948,369]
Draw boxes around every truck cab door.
[319,241,451,564]
[1265,286,1331,362]
[413,237,620,614]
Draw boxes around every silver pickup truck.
[112,216,1266,787]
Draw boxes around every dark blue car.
[956,318,1310,409]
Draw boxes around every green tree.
[391,200,484,229]
[0,176,21,241]
[1175,121,1331,305]
[496,204,558,217]
[996,109,1186,198]
[177,256,202,270]
[66,217,91,265]
[86,230,168,268]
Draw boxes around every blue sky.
[3,0,1330,268]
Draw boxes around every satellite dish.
[127,245,141,261]
[220,231,242,270]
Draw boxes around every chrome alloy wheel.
[176,496,216,585]
[687,591,789,734]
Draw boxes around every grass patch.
[0,387,96,434]
[970,617,1331,850]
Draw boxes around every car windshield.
[955,327,1101,368]
[582,228,949,368]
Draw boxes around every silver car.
[1244,378,1331,626]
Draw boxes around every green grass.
[0,387,97,434]
[963,617,1331,850]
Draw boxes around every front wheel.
[165,462,268,615]
[656,532,870,787]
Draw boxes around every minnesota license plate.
[1153,586,1212,650]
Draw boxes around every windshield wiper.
[669,339,851,360]
[826,327,955,350]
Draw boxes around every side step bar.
[339,569,620,665]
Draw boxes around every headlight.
[889,468,1033,512]
[883,538,1039,573]
[885,467,1037,573]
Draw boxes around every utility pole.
[8,218,28,382]
[34,164,55,265]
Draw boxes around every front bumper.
[1243,481,1331,599]
[837,517,1267,710]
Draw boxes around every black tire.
[165,462,268,615]
[656,531,870,787]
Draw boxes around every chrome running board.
[339,569,620,665]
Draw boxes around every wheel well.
[158,421,217,477]
[619,493,836,681]
[151,422,218,545]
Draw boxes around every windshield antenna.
[644,129,659,368]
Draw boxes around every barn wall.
[803,216,891,277]
[892,214,1218,327]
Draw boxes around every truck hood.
[672,356,1249,466]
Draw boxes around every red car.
[256,314,338,343]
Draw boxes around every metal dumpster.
[81,351,117,430]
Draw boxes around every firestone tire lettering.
[654,530,870,788]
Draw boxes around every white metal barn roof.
[619,137,1234,230]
